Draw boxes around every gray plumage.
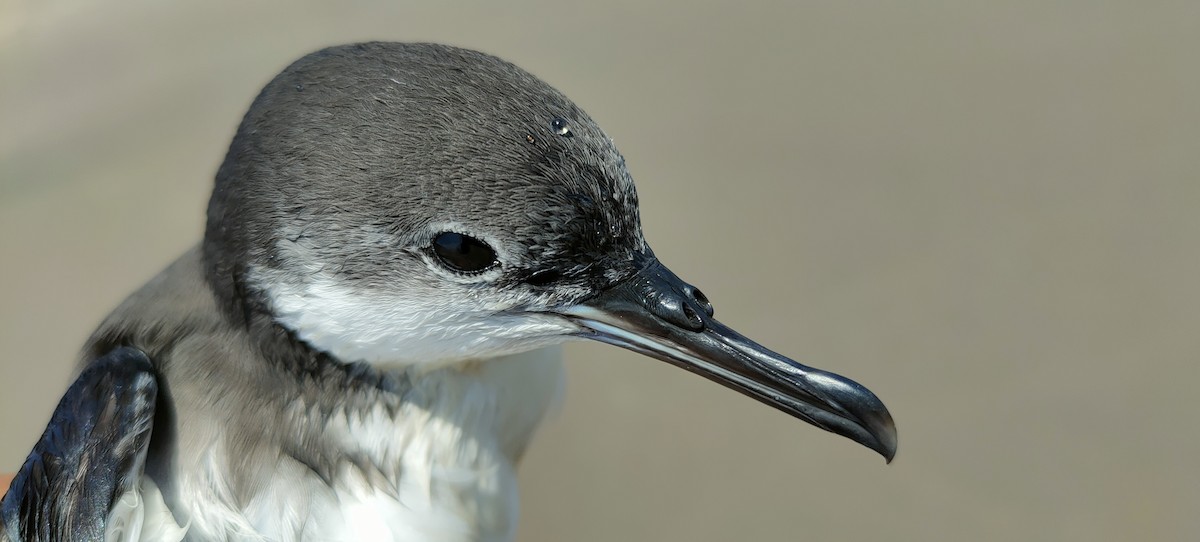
[206,42,644,316]
[2,42,896,542]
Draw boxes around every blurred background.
[2,1,1198,540]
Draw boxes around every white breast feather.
[171,348,564,542]
[104,477,188,542]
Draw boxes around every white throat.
[253,267,577,367]
[291,347,567,542]
[193,267,573,541]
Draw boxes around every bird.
[0,42,896,542]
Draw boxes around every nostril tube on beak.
[687,286,714,317]
[623,258,711,332]
[649,291,705,332]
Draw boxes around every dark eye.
[431,232,498,273]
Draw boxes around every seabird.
[1,42,896,542]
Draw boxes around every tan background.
[2,1,1198,540]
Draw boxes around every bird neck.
[85,247,567,541]
[366,347,566,465]
[262,348,563,541]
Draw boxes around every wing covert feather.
[1,348,158,542]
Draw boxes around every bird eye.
[431,232,498,273]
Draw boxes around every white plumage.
[111,348,563,542]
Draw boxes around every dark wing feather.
[1,348,158,542]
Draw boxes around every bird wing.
[1,347,159,542]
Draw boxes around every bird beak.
[560,257,897,462]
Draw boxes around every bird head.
[203,42,896,461]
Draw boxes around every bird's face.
[207,43,895,460]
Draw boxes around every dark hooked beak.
[560,258,897,462]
